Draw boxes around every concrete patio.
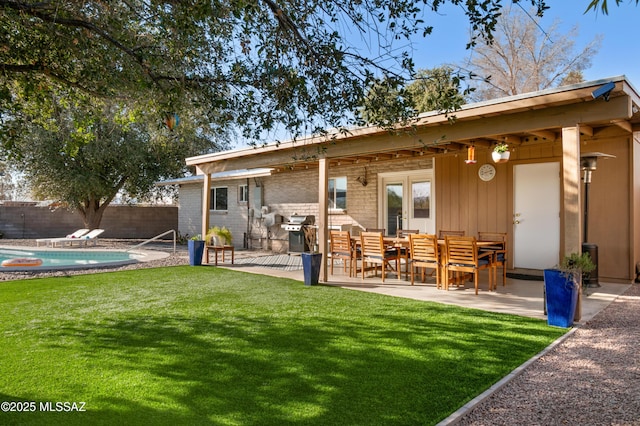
[218,253,630,324]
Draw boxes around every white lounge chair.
[51,229,105,248]
[36,229,90,247]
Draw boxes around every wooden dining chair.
[365,228,386,236]
[439,230,465,238]
[395,229,419,277]
[408,234,441,287]
[444,236,495,294]
[360,231,400,282]
[329,230,359,277]
[397,229,420,238]
[478,232,508,286]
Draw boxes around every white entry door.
[513,162,560,269]
[380,170,435,235]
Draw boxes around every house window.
[412,180,431,219]
[239,184,248,203]
[210,187,228,211]
[328,177,347,210]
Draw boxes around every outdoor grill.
[283,214,315,253]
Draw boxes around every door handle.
[514,220,521,224]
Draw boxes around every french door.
[379,170,435,236]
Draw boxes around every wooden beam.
[501,135,522,144]
[611,119,633,133]
[528,130,557,141]
[561,126,582,256]
[455,138,493,148]
[562,126,582,321]
[579,125,594,137]
[471,139,493,148]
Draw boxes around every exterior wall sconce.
[356,167,368,186]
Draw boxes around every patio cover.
[186,76,640,283]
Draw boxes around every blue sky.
[407,1,640,89]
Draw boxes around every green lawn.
[0,266,565,425]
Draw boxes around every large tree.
[1,1,621,228]
[0,1,553,142]
[0,0,554,228]
[406,67,468,114]
[0,160,15,200]
[460,5,602,101]
[7,91,220,228]
[358,66,468,126]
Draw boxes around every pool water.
[0,248,144,270]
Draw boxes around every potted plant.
[188,234,205,266]
[206,226,233,246]
[544,252,596,327]
[492,142,511,163]
[301,226,322,286]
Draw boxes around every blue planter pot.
[188,240,205,266]
[544,269,579,327]
[301,252,322,286]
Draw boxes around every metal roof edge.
[156,168,273,186]
[458,75,629,112]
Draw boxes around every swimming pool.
[0,248,145,271]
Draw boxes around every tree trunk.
[76,178,126,230]
[78,198,108,230]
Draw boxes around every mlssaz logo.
[39,402,87,412]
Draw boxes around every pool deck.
[0,243,171,271]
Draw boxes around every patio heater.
[580,152,616,287]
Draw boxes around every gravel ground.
[453,282,640,426]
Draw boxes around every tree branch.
[3,1,162,86]
[260,0,310,48]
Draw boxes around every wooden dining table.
[351,235,502,285]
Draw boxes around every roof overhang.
[186,76,640,175]
[156,168,273,186]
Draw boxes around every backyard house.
[182,76,640,284]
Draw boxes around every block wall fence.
[0,204,178,239]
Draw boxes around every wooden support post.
[318,157,329,283]
[561,126,583,320]
[199,167,211,242]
